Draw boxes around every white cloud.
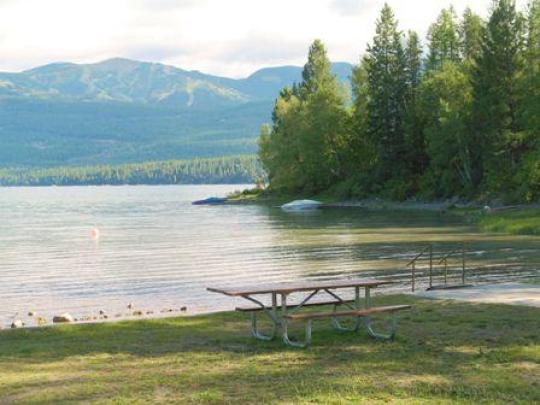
[0,0,530,78]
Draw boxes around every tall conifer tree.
[471,0,525,188]
[522,0,540,133]
[460,7,485,62]
[426,6,461,71]
[259,39,349,192]
[364,4,408,191]
[404,31,428,179]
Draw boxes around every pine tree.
[420,63,474,197]
[471,0,525,190]
[522,0,540,133]
[403,31,427,181]
[514,0,540,201]
[460,7,485,62]
[364,4,408,193]
[348,59,376,188]
[298,39,349,191]
[258,87,304,190]
[426,6,461,71]
[259,40,349,192]
[300,39,335,97]
[405,31,422,103]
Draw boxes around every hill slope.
[0,58,352,167]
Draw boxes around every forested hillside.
[259,0,540,203]
[0,60,351,167]
[0,156,262,186]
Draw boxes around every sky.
[0,0,530,78]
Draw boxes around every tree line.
[259,0,540,202]
[0,156,263,186]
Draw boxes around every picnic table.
[207,278,411,348]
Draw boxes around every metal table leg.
[242,294,279,341]
[281,292,312,348]
[331,286,362,332]
[363,287,397,341]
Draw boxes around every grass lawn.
[0,295,539,404]
[478,208,540,235]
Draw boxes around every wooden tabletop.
[207,278,393,297]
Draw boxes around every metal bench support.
[331,286,362,332]
[281,293,312,348]
[365,314,397,341]
[242,293,280,341]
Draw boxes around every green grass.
[0,295,539,404]
[478,209,540,235]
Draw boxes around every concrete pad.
[415,282,540,308]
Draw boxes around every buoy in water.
[90,228,100,240]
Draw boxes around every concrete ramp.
[415,282,540,308]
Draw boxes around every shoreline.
[5,276,540,331]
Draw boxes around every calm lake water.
[0,185,538,327]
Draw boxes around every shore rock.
[28,311,36,317]
[11,319,24,328]
[53,313,74,323]
[133,310,143,316]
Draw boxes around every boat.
[280,199,322,211]
[192,197,227,205]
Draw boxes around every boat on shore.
[192,197,227,205]
[281,199,322,211]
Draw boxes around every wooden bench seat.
[283,305,411,320]
[236,299,356,312]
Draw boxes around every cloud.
[133,0,204,12]
[0,0,532,78]
[220,35,309,64]
[122,45,187,63]
[331,0,379,16]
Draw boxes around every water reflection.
[0,185,538,327]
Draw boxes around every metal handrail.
[406,244,433,292]
[406,244,468,291]
[437,247,461,265]
[406,245,432,267]
[437,243,466,285]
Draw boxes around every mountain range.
[0,58,353,167]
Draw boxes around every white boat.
[280,199,322,211]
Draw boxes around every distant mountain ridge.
[0,58,353,167]
[0,58,352,107]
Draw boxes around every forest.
[0,156,262,186]
[259,0,540,203]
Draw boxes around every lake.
[0,185,538,327]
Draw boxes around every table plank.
[207,278,393,296]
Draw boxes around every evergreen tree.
[471,0,525,190]
[521,0,540,133]
[364,4,408,195]
[300,40,335,97]
[298,40,349,191]
[348,59,376,190]
[403,31,427,181]
[514,0,540,201]
[420,62,474,197]
[405,31,422,102]
[460,7,485,62]
[259,40,349,192]
[426,6,461,71]
[258,87,304,190]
